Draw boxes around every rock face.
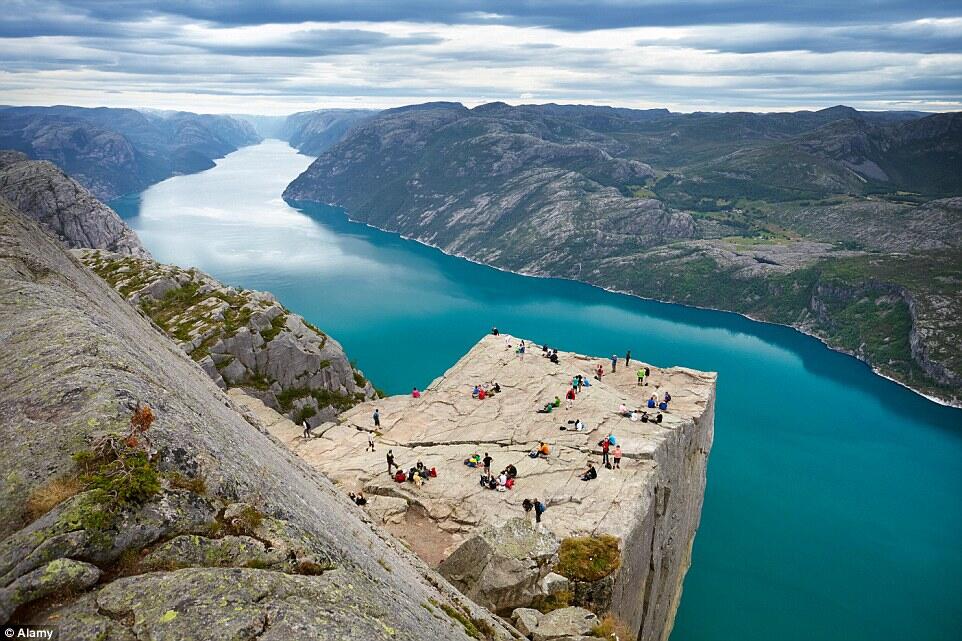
[242,333,716,640]
[0,199,512,639]
[0,105,260,200]
[439,517,560,615]
[281,108,376,155]
[0,151,149,257]
[77,250,376,424]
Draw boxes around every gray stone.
[143,535,283,570]
[439,517,559,613]
[531,607,598,641]
[512,607,543,637]
[539,572,570,596]
[0,558,101,622]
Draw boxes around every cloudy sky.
[2,1,960,114]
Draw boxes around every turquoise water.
[113,140,962,641]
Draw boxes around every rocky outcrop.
[243,333,717,640]
[0,198,512,638]
[0,151,149,257]
[439,518,560,615]
[281,108,376,155]
[77,250,376,424]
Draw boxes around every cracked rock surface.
[235,333,716,641]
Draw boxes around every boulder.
[0,559,101,622]
[531,606,599,641]
[539,572,570,596]
[439,517,559,613]
[512,607,543,637]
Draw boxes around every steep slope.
[0,106,260,199]
[281,108,376,155]
[0,199,511,639]
[0,150,149,257]
[78,250,377,425]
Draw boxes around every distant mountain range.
[284,102,962,404]
[0,106,260,199]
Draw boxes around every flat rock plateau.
[234,333,717,640]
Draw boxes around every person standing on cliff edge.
[625,350,631,366]
[610,354,618,372]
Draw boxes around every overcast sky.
[2,1,960,114]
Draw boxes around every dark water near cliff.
[113,140,962,641]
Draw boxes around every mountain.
[0,150,149,257]
[0,197,510,639]
[285,102,962,404]
[0,106,260,199]
[279,108,376,155]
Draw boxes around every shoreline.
[292,198,961,410]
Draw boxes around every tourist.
[373,408,380,428]
[641,411,649,423]
[302,421,313,439]
[647,395,656,409]
[505,464,518,479]
[534,498,546,524]
[664,392,672,403]
[518,340,526,359]
[483,452,493,477]
[595,364,604,380]
[659,399,668,411]
[625,350,632,366]
[492,382,501,393]
[637,367,646,386]
[581,463,598,481]
[349,491,367,506]
[412,387,421,398]
[610,354,618,372]
[472,385,481,398]
[366,432,375,452]
[654,412,663,424]
[576,374,583,392]
[574,418,585,432]
[549,351,559,364]
[478,387,487,400]
[599,436,611,467]
[538,402,554,414]
[565,387,576,409]
[612,444,622,469]
[491,327,499,335]
[553,395,561,408]
[387,449,399,475]
[529,441,550,458]
[523,498,533,520]
[497,470,508,491]
[619,403,629,416]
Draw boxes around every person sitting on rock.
[412,387,421,398]
[416,461,430,481]
[659,399,669,411]
[581,463,598,481]
[552,396,561,408]
[538,442,551,457]
[647,395,657,408]
[491,327,499,335]
[549,351,559,364]
[478,387,487,400]
[497,470,508,491]
[349,491,367,506]
[505,464,518,479]
[538,402,553,414]
[654,412,663,424]
[641,411,650,423]
[472,384,481,398]
[574,418,585,432]
[492,382,501,393]
[619,403,629,416]
[664,392,672,403]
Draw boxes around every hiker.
[637,367,646,386]
[600,436,611,467]
[576,375,583,392]
[625,350,631,366]
[612,444,622,469]
[366,432,375,452]
[534,498,546,524]
[581,463,598,481]
[610,354,618,372]
[482,452,493,477]
[387,449,399,475]
[491,327,499,335]
[412,387,421,398]
[565,387,576,409]
[518,340,526,359]
[552,395,561,408]
[373,408,380,428]
[302,421,313,439]
[595,364,604,380]
[645,366,650,383]
[647,395,657,408]
[505,464,518,479]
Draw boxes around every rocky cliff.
[0,198,512,640]
[0,106,260,200]
[77,250,377,425]
[235,334,717,640]
[0,151,149,258]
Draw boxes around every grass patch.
[260,313,288,342]
[25,475,84,522]
[532,589,572,614]
[434,600,495,640]
[165,471,207,495]
[555,534,621,582]
[591,614,636,641]
[224,505,263,536]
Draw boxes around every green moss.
[555,534,621,582]
[531,589,573,613]
[260,313,288,342]
[436,601,492,640]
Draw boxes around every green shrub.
[555,534,621,582]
